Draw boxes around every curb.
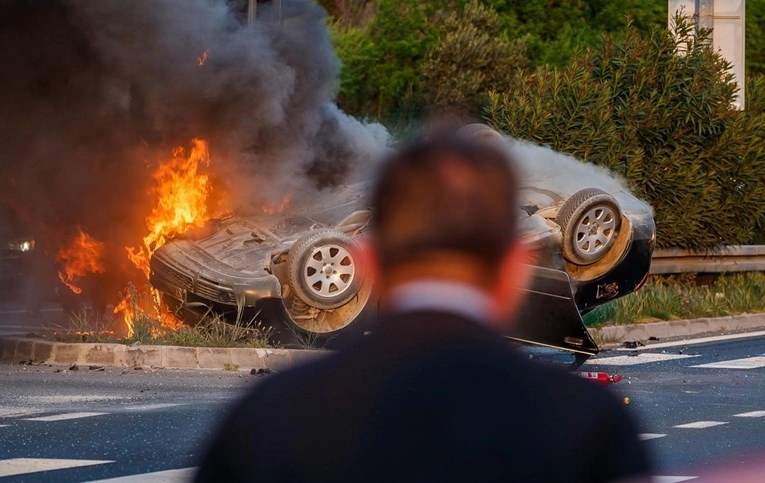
[3,313,764,370]
[588,313,765,346]
[0,337,326,370]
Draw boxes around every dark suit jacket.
[195,311,651,482]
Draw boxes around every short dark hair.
[372,131,520,271]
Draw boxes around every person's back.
[195,127,651,482]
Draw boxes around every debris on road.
[576,371,623,385]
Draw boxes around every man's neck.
[385,279,494,325]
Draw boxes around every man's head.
[365,126,532,324]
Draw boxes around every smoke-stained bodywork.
[151,162,655,353]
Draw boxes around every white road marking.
[23,412,108,422]
[673,420,728,429]
[0,425,8,428]
[734,410,765,418]
[122,403,182,411]
[0,408,45,418]
[90,467,196,482]
[0,458,112,477]
[691,356,765,369]
[22,395,125,404]
[652,477,698,482]
[616,331,765,351]
[586,353,699,366]
[638,433,667,441]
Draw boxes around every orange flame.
[127,138,213,278]
[262,195,292,215]
[118,138,219,334]
[56,228,106,294]
[197,48,210,67]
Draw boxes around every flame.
[118,138,219,335]
[56,227,106,294]
[127,138,213,278]
[262,195,292,215]
[197,48,210,67]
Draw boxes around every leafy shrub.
[421,0,527,115]
[486,16,765,249]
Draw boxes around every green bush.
[486,16,765,249]
[421,0,527,116]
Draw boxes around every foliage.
[330,0,441,119]
[50,284,275,348]
[486,16,765,249]
[421,1,527,116]
[326,0,670,120]
[584,272,765,327]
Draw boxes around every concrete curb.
[3,313,764,370]
[588,312,765,346]
[0,337,326,370]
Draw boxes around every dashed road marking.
[638,433,667,441]
[0,408,45,418]
[587,353,699,366]
[90,467,196,482]
[673,420,728,429]
[122,403,183,412]
[0,458,112,477]
[23,412,108,422]
[21,395,125,404]
[0,425,8,428]
[734,410,765,418]
[652,477,698,482]
[691,356,765,369]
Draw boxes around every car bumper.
[149,245,282,308]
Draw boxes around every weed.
[584,272,765,326]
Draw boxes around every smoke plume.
[0,0,388,299]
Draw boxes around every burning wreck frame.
[149,131,656,356]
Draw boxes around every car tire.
[286,229,362,310]
[556,188,622,265]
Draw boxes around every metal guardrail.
[650,245,765,274]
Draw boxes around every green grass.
[48,284,275,348]
[584,272,765,327]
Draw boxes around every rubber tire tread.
[556,188,622,265]
[286,228,361,310]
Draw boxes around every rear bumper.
[149,247,281,308]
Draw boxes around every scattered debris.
[250,368,273,376]
[576,371,623,385]
[622,341,645,349]
[88,365,105,371]
[648,336,660,341]
[69,364,79,371]
[623,397,631,405]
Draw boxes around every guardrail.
[650,245,765,274]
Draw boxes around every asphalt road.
[0,328,763,481]
[585,331,765,479]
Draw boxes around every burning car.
[150,127,655,354]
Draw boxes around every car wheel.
[556,188,622,265]
[286,229,362,311]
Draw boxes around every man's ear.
[489,240,536,329]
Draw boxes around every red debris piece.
[576,371,623,385]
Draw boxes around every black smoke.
[0,0,387,300]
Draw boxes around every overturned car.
[150,128,655,355]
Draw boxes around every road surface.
[0,328,763,481]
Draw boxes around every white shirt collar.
[386,279,494,325]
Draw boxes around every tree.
[486,16,765,249]
[422,1,527,116]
